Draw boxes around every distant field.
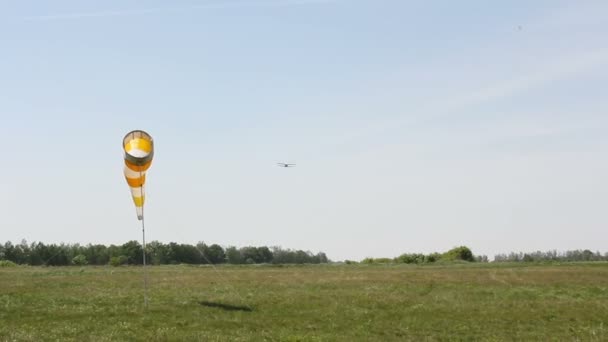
[1,263,607,341]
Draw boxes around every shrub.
[0,260,17,267]
[362,258,374,264]
[395,253,427,264]
[426,253,441,263]
[362,257,393,264]
[109,255,128,267]
[72,254,88,266]
[442,246,474,262]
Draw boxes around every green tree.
[147,241,167,265]
[204,244,226,264]
[225,246,243,264]
[240,247,260,263]
[257,246,273,263]
[84,244,109,265]
[121,241,143,265]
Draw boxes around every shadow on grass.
[198,300,253,312]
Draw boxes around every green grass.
[1,263,607,341]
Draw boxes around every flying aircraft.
[277,163,296,168]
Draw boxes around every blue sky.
[1,0,607,261]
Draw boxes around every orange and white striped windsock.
[123,130,154,220]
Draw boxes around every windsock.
[123,130,154,220]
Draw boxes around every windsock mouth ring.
[123,130,154,166]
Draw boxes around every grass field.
[1,263,607,341]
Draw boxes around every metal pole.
[141,210,149,308]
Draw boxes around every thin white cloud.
[445,48,608,110]
[315,0,608,153]
[331,48,608,150]
[21,0,338,21]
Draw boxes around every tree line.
[2,241,606,267]
[355,246,608,264]
[0,240,329,266]
[493,250,608,262]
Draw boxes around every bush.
[426,253,441,263]
[442,246,474,262]
[109,255,128,267]
[394,253,427,264]
[362,257,393,264]
[375,247,476,265]
[0,260,17,267]
[72,254,88,266]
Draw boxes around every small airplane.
[277,163,296,168]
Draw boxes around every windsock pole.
[141,206,148,308]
